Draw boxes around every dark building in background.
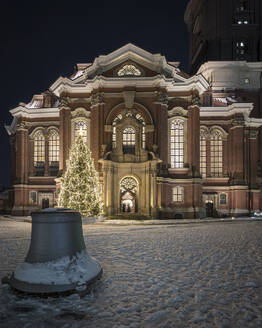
[185,0,262,74]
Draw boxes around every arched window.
[200,129,207,178]
[48,130,59,164]
[219,193,227,205]
[210,130,223,176]
[75,120,87,143]
[112,114,123,148]
[34,131,45,166]
[172,186,184,202]
[123,127,135,154]
[170,119,184,168]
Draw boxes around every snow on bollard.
[9,208,102,295]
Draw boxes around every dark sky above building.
[0,0,189,187]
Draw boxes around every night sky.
[0,0,189,187]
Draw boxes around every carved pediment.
[71,107,90,119]
[168,107,188,118]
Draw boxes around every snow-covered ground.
[0,219,262,327]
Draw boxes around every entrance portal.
[42,198,49,209]
[120,177,137,213]
[206,201,214,217]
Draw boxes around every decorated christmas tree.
[57,131,103,216]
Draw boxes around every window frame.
[210,130,223,177]
[33,130,45,166]
[219,193,227,205]
[172,186,184,203]
[168,117,187,169]
[48,129,59,165]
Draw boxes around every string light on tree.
[57,132,103,216]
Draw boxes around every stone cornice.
[200,103,253,118]
[10,106,59,119]
[50,74,209,98]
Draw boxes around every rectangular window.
[220,193,227,205]
[172,186,184,202]
[29,191,37,205]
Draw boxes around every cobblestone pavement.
[0,220,262,327]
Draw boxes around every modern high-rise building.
[185,0,262,74]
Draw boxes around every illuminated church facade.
[5,43,262,218]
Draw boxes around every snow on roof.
[26,98,43,109]
[226,97,237,103]
[70,70,84,80]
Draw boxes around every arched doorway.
[120,177,138,213]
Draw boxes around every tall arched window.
[34,131,45,166]
[48,130,59,164]
[170,119,184,168]
[75,120,87,143]
[123,127,135,154]
[210,130,223,176]
[200,129,207,178]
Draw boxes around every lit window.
[200,130,207,178]
[29,191,37,205]
[210,130,223,177]
[220,193,227,205]
[120,177,137,193]
[34,131,45,166]
[75,120,87,143]
[235,40,248,59]
[172,186,184,202]
[123,127,136,154]
[170,119,184,168]
[117,65,142,77]
[48,130,59,164]
[112,114,123,148]
[136,113,146,149]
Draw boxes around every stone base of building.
[157,207,200,219]
[12,206,39,216]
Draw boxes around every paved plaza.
[0,218,262,327]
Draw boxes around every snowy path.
[0,220,262,327]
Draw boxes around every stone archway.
[120,177,138,213]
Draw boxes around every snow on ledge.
[14,250,101,285]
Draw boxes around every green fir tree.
[58,134,103,216]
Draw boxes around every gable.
[102,60,163,78]
[70,43,185,83]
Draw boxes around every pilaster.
[154,91,168,164]
[59,98,71,171]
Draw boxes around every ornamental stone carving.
[232,117,245,127]
[249,129,259,139]
[91,93,104,106]
[59,97,70,109]
[192,93,201,106]
[16,121,27,131]
[156,91,168,105]
[123,91,136,109]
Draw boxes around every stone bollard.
[9,208,102,294]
